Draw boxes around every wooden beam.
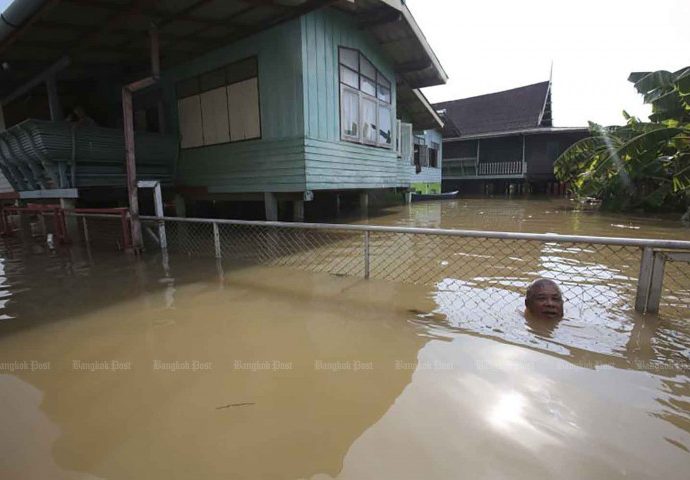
[45,75,63,120]
[19,188,78,199]
[1,56,70,106]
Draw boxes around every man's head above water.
[525,278,564,321]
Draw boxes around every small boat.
[411,190,459,202]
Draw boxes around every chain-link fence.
[70,214,690,318]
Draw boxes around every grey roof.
[434,81,551,137]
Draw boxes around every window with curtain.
[338,47,392,149]
[176,57,261,149]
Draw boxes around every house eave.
[444,127,589,142]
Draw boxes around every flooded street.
[1,198,689,479]
[354,196,690,240]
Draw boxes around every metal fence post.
[364,230,370,279]
[635,247,654,312]
[82,216,89,245]
[213,222,221,259]
[153,182,167,250]
[646,252,666,314]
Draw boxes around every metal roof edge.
[412,88,444,129]
[443,126,589,142]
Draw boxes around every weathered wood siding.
[161,20,306,193]
[301,9,400,191]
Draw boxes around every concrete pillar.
[60,198,78,242]
[358,191,369,214]
[335,194,341,215]
[404,191,412,204]
[293,200,304,222]
[264,192,278,221]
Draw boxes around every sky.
[406,0,690,127]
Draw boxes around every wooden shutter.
[177,95,203,148]
[200,86,230,145]
[228,78,260,141]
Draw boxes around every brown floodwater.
[1,198,689,479]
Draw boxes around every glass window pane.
[339,47,358,71]
[227,57,258,84]
[377,85,391,103]
[361,76,376,96]
[341,87,359,138]
[361,96,377,143]
[360,56,376,81]
[378,104,392,145]
[377,72,391,89]
[340,66,358,88]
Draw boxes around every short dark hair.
[526,278,562,303]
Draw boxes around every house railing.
[478,161,523,176]
[50,213,690,317]
[443,158,525,177]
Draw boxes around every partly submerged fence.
[124,215,690,315]
[6,210,690,317]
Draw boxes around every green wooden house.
[0,0,446,220]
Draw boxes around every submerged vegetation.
[555,66,690,213]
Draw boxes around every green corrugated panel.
[0,119,179,191]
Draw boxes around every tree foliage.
[555,67,690,212]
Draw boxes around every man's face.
[526,284,564,320]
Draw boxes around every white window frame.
[340,84,360,143]
[338,47,393,149]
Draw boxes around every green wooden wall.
[161,20,306,193]
[162,8,410,195]
[300,9,402,191]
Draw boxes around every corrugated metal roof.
[0,119,177,191]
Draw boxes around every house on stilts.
[0,0,446,238]
[435,81,588,195]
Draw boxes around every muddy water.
[355,197,690,239]
[0,199,689,479]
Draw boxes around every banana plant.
[555,66,690,212]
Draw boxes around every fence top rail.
[108,214,690,250]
